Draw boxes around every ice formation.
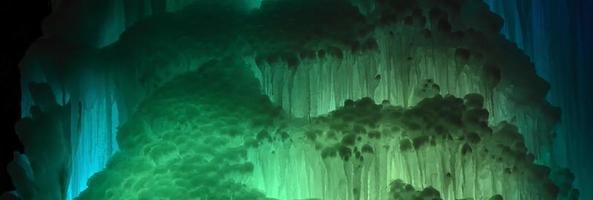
[76,60,574,200]
[484,1,593,199]
[4,0,587,199]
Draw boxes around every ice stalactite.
[17,40,139,199]
[76,60,277,200]
[75,59,577,200]
[64,77,121,200]
[247,95,575,200]
[484,1,593,199]
[17,1,230,198]
[9,0,583,199]
[255,0,557,167]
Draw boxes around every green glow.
[12,0,578,200]
[77,60,562,200]
[247,0,263,10]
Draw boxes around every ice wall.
[485,1,593,199]
[76,59,575,200]
[7,0,586,199]
[255,0,557,167]
[17,47,125,199]
[76,60,276,200]
[17,1,263,199]
[9,83,72,200]
[247,96,576,199]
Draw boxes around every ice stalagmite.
[9,83,72,200]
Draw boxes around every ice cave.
[1,0,591,200]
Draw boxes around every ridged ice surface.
[8,0,585,199]
[77,60,572,200]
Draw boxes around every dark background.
[0,0,51,192]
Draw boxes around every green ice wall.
[10,0,579,199]
[77,59,565,200]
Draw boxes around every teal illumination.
[9,0,581,200]
[247,0,263,10]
